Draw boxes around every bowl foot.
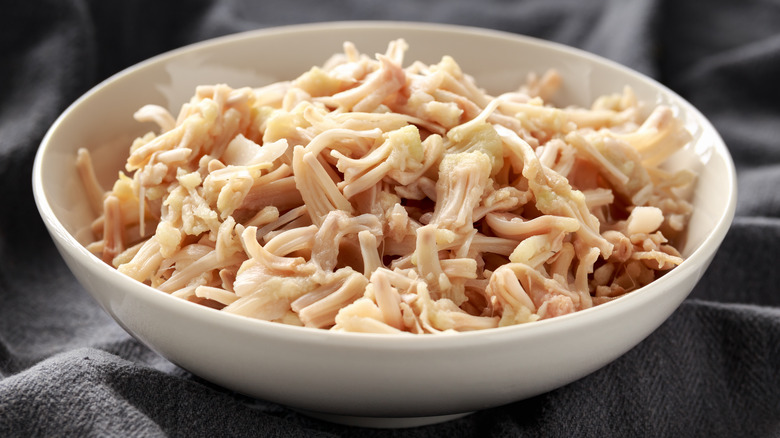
[296,409,474,428]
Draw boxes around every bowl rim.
[32,20,738,347]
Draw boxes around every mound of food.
[77,39,695,333]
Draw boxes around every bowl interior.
[36,22,734,267]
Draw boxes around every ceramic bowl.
[32,21,736,428]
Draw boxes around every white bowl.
[32,21,736,428]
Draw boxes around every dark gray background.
[2,0,779,436]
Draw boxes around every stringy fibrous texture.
[77,40,695,333]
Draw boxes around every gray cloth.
[1,0,779,436]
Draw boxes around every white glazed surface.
[33,22,736,426]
